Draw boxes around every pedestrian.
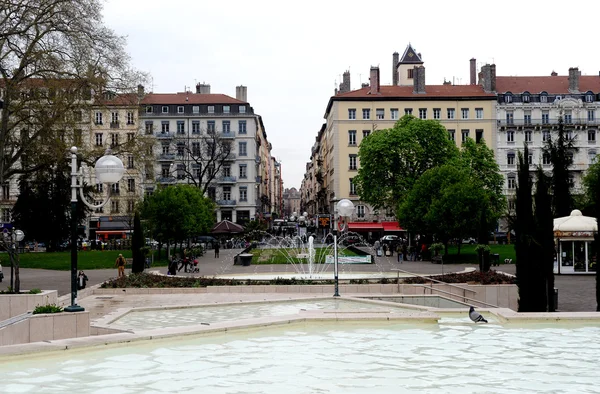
[397,244,403,263]
[214,241,220,258]
[115,253,126,278]
[374,240,381,257]
[402,244,408,262]
[77,270,88,290]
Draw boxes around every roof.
[554,210,597,232]
[211,220,245,234]
[399,44,423,64]
[141,93,247,105]
[496,75,600,94]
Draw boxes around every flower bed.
[403,271,516,285]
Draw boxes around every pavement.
[1,247,597,312]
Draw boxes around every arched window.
[540,91,548,103]
[504,92,513,103]
[585,91,595,103]
[522,91,531,103]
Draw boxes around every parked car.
[380,235,399,243]
[491,232,514,244]
[462,237,477,244]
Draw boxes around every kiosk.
[554,210,597,274]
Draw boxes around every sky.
[102,0,600,190]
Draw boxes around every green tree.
[534,166,555,311]
[582,160,600,311]
[545,116,577,217]
[355,115,459,213]
[131,210,144,273]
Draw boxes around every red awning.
[96,230,132,234]
[348,222,384,231]
[382,221,404,231]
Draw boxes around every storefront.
[554,210,597,274]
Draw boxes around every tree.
[355,115,459,214]
[131,210,144,273]
[0,0,146,185]
[582,160,600,311]
[533,166,555,311]
[545,116,577,217]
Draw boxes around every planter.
[0,290,58,321]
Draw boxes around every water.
[3,321,600,393]
[109,298,414,330]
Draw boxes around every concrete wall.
[0,312,89,346]
[0,290,58,321]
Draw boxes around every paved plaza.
[1,247,597,312]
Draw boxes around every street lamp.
[65,146,124,312]
[333,199,354,297]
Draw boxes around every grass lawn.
[7,250,170,270]
[442,243,516,265]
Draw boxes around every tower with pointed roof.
[397,44,423,86]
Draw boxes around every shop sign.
[318,216,331,228]
[555,231,594,238]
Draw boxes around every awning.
[348,222,383,231]
[382,221,404,231]
[96,230,132,234]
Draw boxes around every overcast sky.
[103,0,600,190]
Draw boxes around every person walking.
[374,240,381,257]
[397,244,403,263]
[115,253,126,278]
[77,271,88,290]
[214,241,220,258]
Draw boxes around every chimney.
[481,64,496,92]
[490,64,496,92]
[392,52,399,85]
[369,66,380,94]
[551,71,558,76]
[196,83,210,94]
[470,58,476,85]
[413,66,426,94]
[568,67,580,93]
[236,85,247,102]
[338,71,351,93]
[361,83,369,88]
[137,84,145,98]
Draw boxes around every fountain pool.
[3,319,600,393]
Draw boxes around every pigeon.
[469,306,488,323]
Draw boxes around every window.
[239,164,247,179]
[588,110,595,121]
[223,121,230,133]
[223,105,230,114]
[111,112,119,124]
[176,121,185,134]
[448,129,455,142]
[193,164,201,179]
[74,129,82,146]
[111,183,120,195]
[221,165,231,178]
[505,94,513,103]
[160,164,169,178]
[475,108,483,119]
[508,200,516,211]
[433,108,441,119]
[419,108,427,119]
[348,109,356,120]
[349,178,356,195]
[564,111,572,124]
[522,93,530,103]
[208,106,215,114]
[543,130,551,142]
[525,130,532,142]
[73,110,83,122]
[589,150,598,164]
[543,153,551,165]
[161,121,169,133]
[127,112,134,125]
[391,109,399,120]
[239,105,246,114]
[239,141,247,156]
[177,106,184,114]
[177,142,185,156]
[507,176,516,189]
[192,106,200,114]
[161,106,169,113]
[127,200,135,213]
[357,205,365,218]
[111,133,119,148]
[405,108,413,115]
[362,109,370,120]
[127,155,134,169]
[192,121,200,134]
[95,133,103,146]
[567,130,573,140]
[376,108,384,120]
[161,143,169,154]
[127,178,135,192]
[506,112,514,125]
[96,183,103,193]
[207,121,215,133]
[507,153,515,166]
[2,184,9,200]
[110,200,119,213]
[95,112,103,125]
[176,164,185,180]
[542,111,549,124]
[461,108,469,119]
[145,106,153,114]
[223,186,231,200]
[524,111,531,125]
[192,142,201,156]
[239,120,247,134]
[145,121,153,134]
[589,130,596,143]
[475,129,483,143]
[461,129,469,143]
[239,186,247,202]
[362,130,370,139]
[540,92,548,103]
[507,130,515,143]
[447,108,455,119]
[348,130,356,145]
[407,69,414,79]
[349,155,357,170]
[528,151,534,165]
[586,93,594,103]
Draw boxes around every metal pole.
[333,230,339,297]
[10,230,14,291]
[65,149,84,312]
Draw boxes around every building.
[282,187,301,218]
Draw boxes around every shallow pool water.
[3,321,600,393]
[109,298,414,330]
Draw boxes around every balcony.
[157,177,176,184]
[223,153,237,161]
[217,199,236,206]
[219,132,235,139]
[158,153,175,161]
[255,176,262,183]
[498,119,600,128]
[217,176,237,183]
[155,132,174,139]
[110,121,119,129]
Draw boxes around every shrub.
[29,288,42,294]
[33,304,63,314]
[403,271,515,285]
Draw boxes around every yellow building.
[317,47,497,221]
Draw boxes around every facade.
[303,45,496,223]
[282,187,301,218]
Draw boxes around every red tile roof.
[496,75,600,94]
[141,93,247,105]
[335,85,496,98]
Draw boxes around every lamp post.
[5,228,24,292]
[65,147,124,312]
[333,199,354,297]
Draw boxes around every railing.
[219,132,235,139]
[155,132,174,139]
[217,199,236,206]
[158,153,175,161]
[224,153,237,160]
[157,177,176,184]
[217,176,237,183]
[498,118,600,127]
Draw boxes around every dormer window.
[522,91,530,103]
[586,91,595,103]
[504,92,513,103]
[540,91,548,103]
